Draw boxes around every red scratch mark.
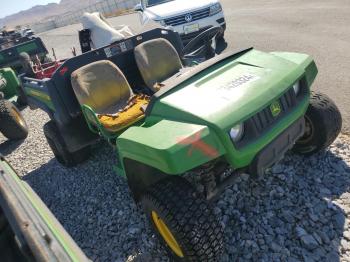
[59,67,68,76]
[177,130,219,158]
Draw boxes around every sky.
[0,0,60,19]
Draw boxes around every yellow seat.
[71,60,149,132]
[97,94,149,132]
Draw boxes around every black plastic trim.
[248,117,305,176]
[216,18,225,24]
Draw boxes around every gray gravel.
[1,106,350,261]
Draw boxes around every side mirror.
[134,3,143,12]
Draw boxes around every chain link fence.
[31,0,139,33]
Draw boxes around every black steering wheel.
[182,26,222,62]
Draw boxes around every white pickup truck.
[135,0,226,43]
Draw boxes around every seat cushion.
[71,60,133,114]
[134,38,183,92]
[97,94,150,132]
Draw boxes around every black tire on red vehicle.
[0,99,28,140]
[43,121,91,167]
[141,176,224,261]
[293,91,342,155]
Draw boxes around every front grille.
[180,26,211,44]
[252,88,297,133]
[233,82,307,150]
[164,7,210,26]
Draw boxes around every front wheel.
[141,177,224,261]
[0,99,28,140]
[293,91,342,155]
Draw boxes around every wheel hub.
[151,211,184,258]
[297,116,314,144]
[12,107,26,127]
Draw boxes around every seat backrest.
[71,60,133,113]
[134,38,183,92]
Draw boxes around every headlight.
[293,82,300,95]
[209,3,222,16]
[229,124,244,142]
[156,20,166,26]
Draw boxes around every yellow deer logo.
[270,101,282,117]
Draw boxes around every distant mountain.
[0,0,103,27]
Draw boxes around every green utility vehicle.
[0,155,89,261]
[0,68,28,140]
[20,28,342,260]
[0,34,48,72]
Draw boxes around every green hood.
[149,49,306,130]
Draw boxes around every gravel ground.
[0,106,350,261]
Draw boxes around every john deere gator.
[19,28,342,260]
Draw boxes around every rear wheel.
[16,84,28,107]
[0,99,28,140]
[43,121,91,167]
[293,91,342,155]
[141,177,224,261]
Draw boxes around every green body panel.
[24,86,55,110]
[270,52,318,87]
[118,120,226,175]
[16,42,38,54]
[0,159,88,261]
[0,67,20,99]
[117,49,318,174]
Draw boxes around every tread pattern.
[0,99,28,140]
[141,177,224,261]
[311,91,342,145]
